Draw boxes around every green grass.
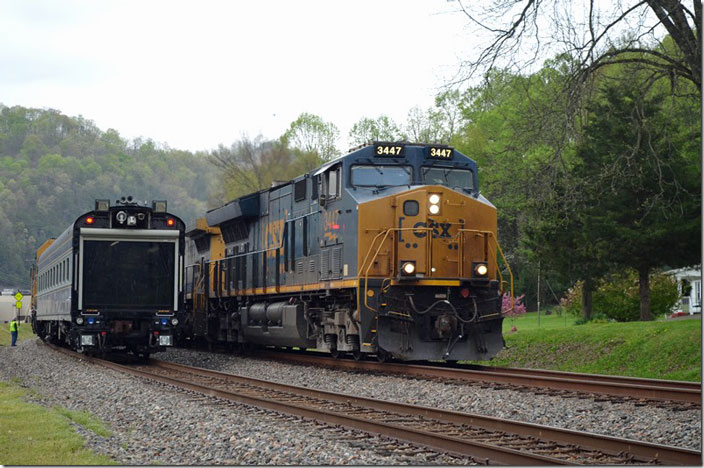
[0,381,115,465]
[489,311,702,381]
[54,406,113,438]
[0,323,36,346]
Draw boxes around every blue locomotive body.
[184,143,511,361]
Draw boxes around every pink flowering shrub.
[502,293,526,318]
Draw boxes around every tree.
[348,115,405,146]
[454,64,582,312]
[453,0,701,92]
[405,106,449,144]
[282,113,340,161]
[0,105,219,287]
[209,136,298,199]
[435,90,465,143]
[570,74,700,320]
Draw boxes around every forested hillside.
[0,105,219,287]
[1,32,700,320]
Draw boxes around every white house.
[665,265,702,315]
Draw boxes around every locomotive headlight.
[474,263,489,277]
[116,211,127,224]
[171,317,179,326]
[76,316,84,325]
[127,215,137,226]
[401,261,416,276]
[428,194,441,215]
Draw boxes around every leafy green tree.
[454,64,579,311]
[282,112,340,161]
[348,115,404,146]
[571,74,700,320]
[0,105,218,288]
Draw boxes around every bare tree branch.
[454,0,700,91]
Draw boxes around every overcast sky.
[1,0,475,152]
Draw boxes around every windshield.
[351,165,412,187]
[82,240,175,309]
[422,167,474,190]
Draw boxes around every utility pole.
[537,261,541,327]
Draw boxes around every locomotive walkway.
[47,344,701,465]
[259,350,702,406]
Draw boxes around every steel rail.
[45,344,700,465]
[470,365,702,391]
[48,348,562,465]
[259,351,702,404]
[148,359,700,466]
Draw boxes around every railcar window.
[351,165,412,187]
[421,167,474,190]
[82,240,175,309]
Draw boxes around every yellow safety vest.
[9,321,18,332]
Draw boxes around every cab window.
[351,165,412,187]
[421,167,474,190]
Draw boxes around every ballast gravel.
[1,340,700,465]
[0,339,475,465]
[160,347,702,451]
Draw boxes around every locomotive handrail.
[455,229,514,312]
[360,226,434,312]
[360,227,514,313]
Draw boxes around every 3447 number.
[376,145,403,156]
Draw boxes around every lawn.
[0,323,35,346]
[0,325,115,464]
[490,310,702,381]
[0,380,115,465]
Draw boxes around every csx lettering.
[405,220,452,239]
[263,219,284,258]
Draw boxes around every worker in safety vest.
[9,318,19,347]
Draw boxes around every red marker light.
[331,224,340,230]
[167,218,175,226]
[100,331,107,336]
[86,217,94,225]
[460,288,470,298]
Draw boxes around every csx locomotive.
[182,142,512,361]
[31,197,185,358]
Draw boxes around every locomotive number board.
[374,143,405,157]
[427,146,454,160]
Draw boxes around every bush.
[560,270,679,322]
[502,293,527,321]
[560,281,583,317]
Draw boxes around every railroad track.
[47,344,700,465]
[258,350,702,406]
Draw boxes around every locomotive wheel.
[330,348,340,359]
[352,349,363,361]
[376,349,390,363]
